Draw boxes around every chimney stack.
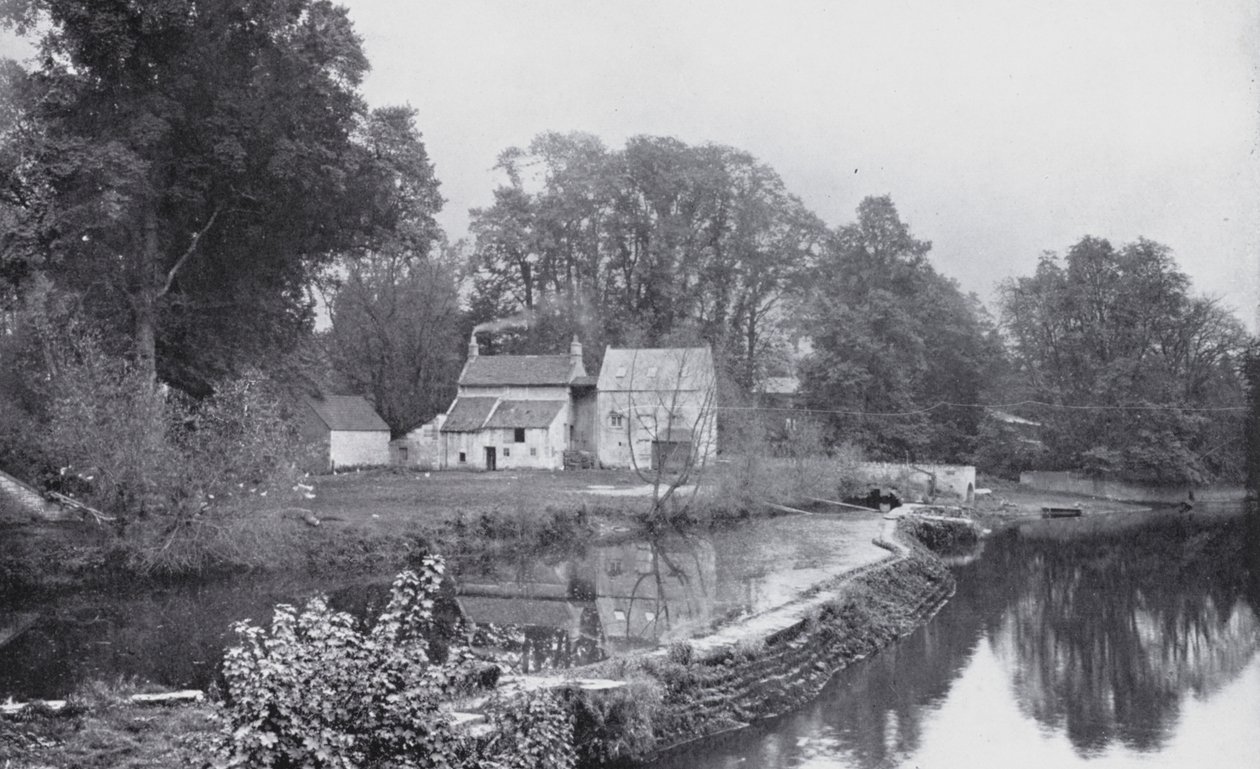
[570,335,582,366]
[468,332,479,360]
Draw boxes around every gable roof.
[460,355,580,387]
[597,347,716,393]
[304,395,389,432]
[442,397,499,432]
[484,400,566,429]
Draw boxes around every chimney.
[468,332,479,360]
[569,335,582,366]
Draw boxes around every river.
[650,505,1260,769]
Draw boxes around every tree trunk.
[135,209,160,387]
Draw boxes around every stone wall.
[1019,470,1245,504]
[561,519,960,764]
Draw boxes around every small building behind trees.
[300,395,391,472]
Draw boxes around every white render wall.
[329,430,390,469]
[442,415,566,471]
[595,390,716,470]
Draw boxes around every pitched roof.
[304,395,389,432]
[442,397,499,432]
[460,355,579,386]
[458,596,577,628]
[484,400,566,429]
[596,347,716,393]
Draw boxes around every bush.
[222,557,576,769]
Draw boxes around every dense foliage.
[997,237,1249,483]
[797,196,1004,461]
[223,558,575,769]
[468,132,824,389]
[0,0,424,392]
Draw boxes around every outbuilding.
[300,395,391,472]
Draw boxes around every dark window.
[514,428,526,443]
[503,447,510,457]
[458,451,466,463]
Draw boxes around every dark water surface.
[651,506,1260,769]
[0,512,884,698]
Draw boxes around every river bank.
[0,513,970,768]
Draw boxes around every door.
[485,446,497,471]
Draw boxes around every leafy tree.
[998,236,1249,483]
[0,0,409,391]
[325,247,464,436]
[466,133,822,389]
[798,196,1001,460]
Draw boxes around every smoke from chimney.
[473,308,536,335]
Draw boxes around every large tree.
[0,0,405,392]
[467,132,822,388]
[998,236,1249,483]
[798,196,1002,460]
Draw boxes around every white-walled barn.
[300,395,390,472]
[595,347,717,472]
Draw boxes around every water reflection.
[448,514,887,673]
[451,533,718,670]
[654,510,1260,769]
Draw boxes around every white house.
[300,395,391,471]
[390,413,445,469]
[595,347,717,472]
[440,334,597,470]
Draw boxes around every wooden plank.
[803,496,879,513]
[129,690,205,705]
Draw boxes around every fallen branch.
[45,491,115,524]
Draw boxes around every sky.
[4,1,1259,325]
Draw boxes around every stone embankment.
[525,513,972,766]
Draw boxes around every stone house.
[300,395,391,471]
[389,413,445,469]
[439,335,597,470]
[596,346,717,472]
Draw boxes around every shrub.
[221,556,576,769]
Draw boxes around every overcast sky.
[340,0,1260,326]
[4,1,1258,325]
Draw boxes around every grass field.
[304,467,673,531]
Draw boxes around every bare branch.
[157,207,224,299]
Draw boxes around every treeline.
[0,0,1251,515]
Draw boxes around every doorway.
[484,446,497,471]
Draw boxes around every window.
[615,365,627,378]
[644,611,656,621]
[613,609,627,621]
[458,451,466,463]
[503,447,510,457]
[397,446,408,462]
[608,412,624,428]
[530,447,537,457]
[646,366,658,378]
[514,428,525,443]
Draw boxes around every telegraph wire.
[714,399,1247,417]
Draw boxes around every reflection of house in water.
[451,535,718,666]
[594,537,716,654]
[452,557,603,673]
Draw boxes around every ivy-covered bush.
[222,557,575,769]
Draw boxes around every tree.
[325,247,464,436]
[0,0,408,391]
[466,133,822,389]
[998,236,1249,484]
[798,196,1001,460]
